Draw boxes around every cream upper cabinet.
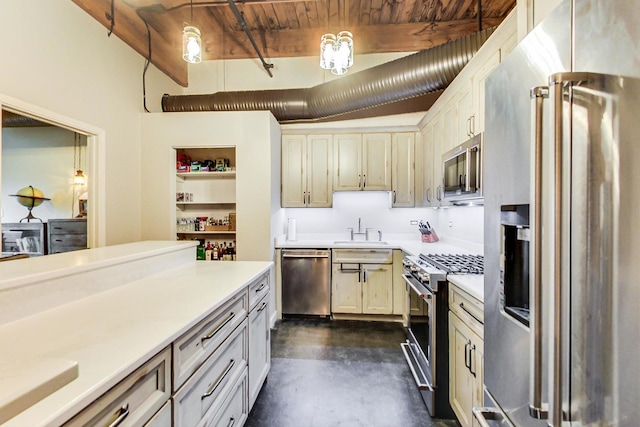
[456,80,475,145]
[431,113,445,207]
[333,133,363,191]
[281,134,332,207]
[334,133,391,191]
[362,133,392,190]
[391,132,415,207]
[472,50,501,135]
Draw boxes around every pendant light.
[73,132,86,186]
[183,0,202,64]
[319,31,353,75]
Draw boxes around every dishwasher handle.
[282,250,330,258]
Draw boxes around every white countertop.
[0,259,272,427]
[275,233,484,303]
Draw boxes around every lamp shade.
[183,25,202,64]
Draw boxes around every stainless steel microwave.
[441,133,483,205]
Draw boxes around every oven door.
[400,274,436,414]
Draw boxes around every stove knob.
[418,273,430,283]
[410,265,420,273]
[402,259,411,267]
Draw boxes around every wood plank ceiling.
[71,0,515,87]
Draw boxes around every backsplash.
[282,192,484,245]
[283,192,435,237]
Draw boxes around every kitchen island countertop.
[0,242,272,427]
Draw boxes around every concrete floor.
[246,318,460,427]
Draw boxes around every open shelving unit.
[175,147,237,258]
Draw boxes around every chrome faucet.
[348,218,370,240]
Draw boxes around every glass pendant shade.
[320,34,336,70]
[74,169,87,186]
[320,31,353,75]
[183,25,202,64]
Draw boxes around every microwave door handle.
[465,147,472,192]
[529,86,549,420]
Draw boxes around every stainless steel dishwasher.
[281,249,331,316]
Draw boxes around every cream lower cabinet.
[248,278,270,409]
[331,249,393,315]
[448,284,484,427]
[281,134,332,207]
[333,133,391,191]
[331,264,393,314]
[391,133,415,207]
[65,272,271,427]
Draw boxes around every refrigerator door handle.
[548,72,592,426]
[529,85,549,420]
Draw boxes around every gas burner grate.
[419,253,484,274]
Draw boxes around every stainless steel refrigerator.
[481,0,640,425]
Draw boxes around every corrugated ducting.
[162,27,495,122]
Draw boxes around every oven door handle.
[402,274,433,299]
[400,342,435,392]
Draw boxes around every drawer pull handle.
[201,312,235,343]
[108,403,130,427]
[255,283,266,293]
[202,359,235,399]
[257,302,268,312]
[227,417,235,427]
[459,302,483,325]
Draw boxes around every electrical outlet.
[410,220,418,225]
[448,221,453,228]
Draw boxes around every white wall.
[183,52,413,94]
[0,1,182,246]
[1,127,86,221]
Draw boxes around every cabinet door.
[362,264,393,314]
[331,264,362,313]
[449,311,476,427]
[421,120,435,207]
[442,98,457,152]
[248,296,270,409]
[281,135,307,207]
[307,134,333,207]
[472,50,500,135]
[431,112,445,207]
[333,134,362,191]
[391,133,415,207]
[362,133,391,190]
[456,80,474,144]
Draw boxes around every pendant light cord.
[106,0,115,37]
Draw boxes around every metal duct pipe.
[162,27,496,122]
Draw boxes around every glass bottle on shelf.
[213,242,219,260]
[196,239,205,260]
[205,241,212,261]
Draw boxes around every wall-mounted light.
[320,31,353,75]
[183,0,202,64]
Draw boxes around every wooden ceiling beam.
[72,0,189,86]
[202,17,503,59]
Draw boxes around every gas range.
[402,253,484,292]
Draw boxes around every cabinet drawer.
[332,249,393,264]
[248,272,270,311]
[449,283,484,338]
[64,347,171,427]
[173,321,248,427]
[173,289,248,390]
[202,368,248,427]
[49,234,87,248]
[48,220,87,235]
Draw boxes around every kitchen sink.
[333,241,389,245]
